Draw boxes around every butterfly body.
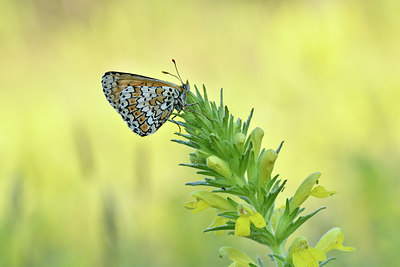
[102,71,189,136]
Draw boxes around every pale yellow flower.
[290,173,335,210]
[184,190,234,213]
[310,185,336,198]
[219,246,256,267]
[287,236,326,267]
[316,227,355,253]
[235,204,266,237]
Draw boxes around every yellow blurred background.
[0,0,399,266]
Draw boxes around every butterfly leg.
[169,111,182,134]
[183,102,213,122]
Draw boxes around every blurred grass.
[0,0,398,266]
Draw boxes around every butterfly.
[102,60,190,137]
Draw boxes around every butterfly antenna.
[172,59,184,84]
[161,70,180,81]
[161,59,185,84]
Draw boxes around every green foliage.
[175,86,353,266]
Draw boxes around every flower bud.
[249,127,264,158]
[207,155,232,179]
[233,132,246,152]
[258,149,278,187]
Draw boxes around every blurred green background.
[0,0,399,266]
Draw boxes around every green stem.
[248,193,260,211]
[270,244,285,267]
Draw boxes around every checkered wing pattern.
[102,72,182,136]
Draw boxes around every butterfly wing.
[102,72,181,136]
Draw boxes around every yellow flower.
[290,172,335,210]
[290,172,321,210]
[184,190,234,213]
[219,246,256,267]
[208,216,230,236]
[184,198,210,213]
[316,228,355,253]
[310,185,336,198]
[235,204,266,237]
[288,236,326,267]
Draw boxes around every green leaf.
[217,211,239,219]
[265,174,280,192]
[257,256,264,267]
[268,254,285,263]
[184,181,210,186]
[226,197,239,208]
[319,257,336,266]
[276,140,285,154]
[243,108,254,135]
[262,180,287,215]
[196,171,225,179]
[244,227,275,246]
[179,163,210,171]
[170,139,198,149]
[203,224,235,233]
[238,141,253,177]
[275,206,326,244]
[185,180,226,188]
[213,187,245,196]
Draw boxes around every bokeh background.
[1,0,399,266]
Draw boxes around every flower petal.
[316,227,355,253]
[235,216,250,237]
[191,190,234,211]
[250,212,266,228]
[310,185,336,198]
[219,246,256,265]
[293,247,325,267]
[183,199,210,213]
[288,236,326,267]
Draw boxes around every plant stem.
[270,244,285,267]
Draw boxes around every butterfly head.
[182,79,190,92]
